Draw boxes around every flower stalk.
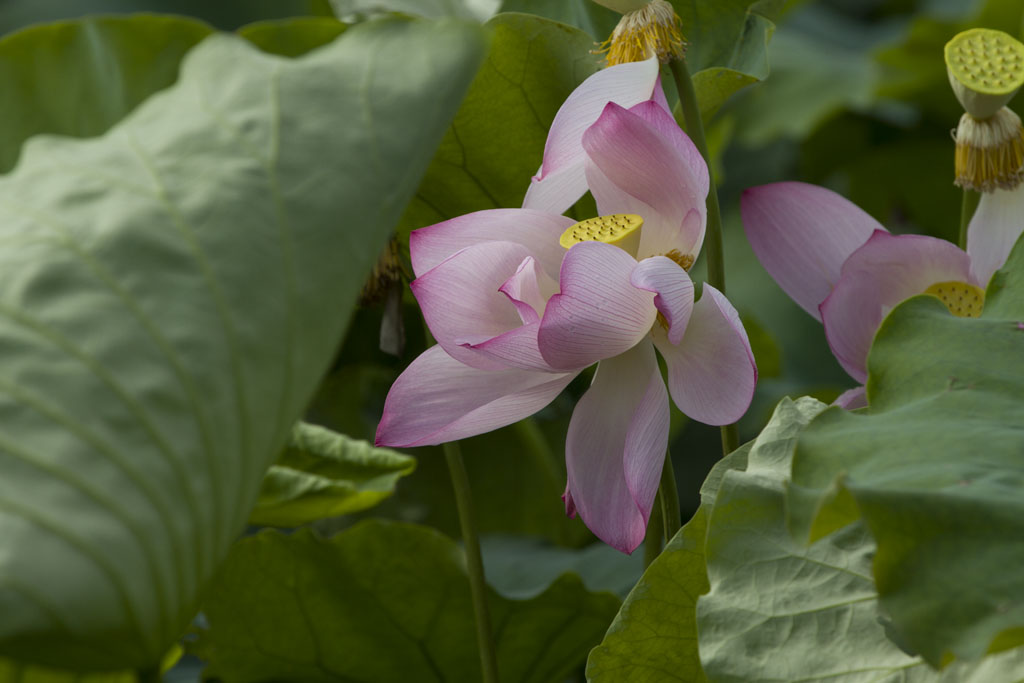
[669,57,741,457]
[445,440,501,683]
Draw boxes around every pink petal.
[626,99,709,199]
[499,256,558,324]
[523,58,661,215]
[967,185,1024,284]
[462,323,553,372]
[582,102,706,260]
[375,346,576,447]
[821,231,975,382]
[412,241,533,370]
[538,241,656,371]
[410,209,574,280]
[564,340,669,554]
[741,182,886,321]
[654,285,756,426]
[630,256,695,345]
[833,386,867,410]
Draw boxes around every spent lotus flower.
[376,64,756,553]
[741,181,1024,408]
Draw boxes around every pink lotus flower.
[742,181,1024,408]
[376,63,757,553]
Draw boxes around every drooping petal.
[630,255,694,345]
[375,346,576,447]
[741,182,886,321]
[833,386,867,410]
[564,340,669,554]
[966,184,1024,284]
[821,231,975,382]
[654,285,756,426]
[522,58,661,215]
[582,102,706,260]
[538,241,656,371]
[412,241,532,370]
[626,99,709,199]
[410,209,573,280]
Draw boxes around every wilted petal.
[412,241,532,370]
[742,182,886,321]
[630,256,694,345]
[375,346,576,447]
[583,102,706,260]
[523,58,661,215]
[539,241,656,371]
[410,209,573,280]
[821,231,975,382]
[833,386,867,410]
[966,185,1024,284]
[654,285,756,426]
[564,340,669,554]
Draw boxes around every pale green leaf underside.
[0,18,485,671]
[698,398,1024,682]
[194,521,620,682]
[788,233,1024,666]
[250,422,416,527]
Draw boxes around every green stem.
[669,58,741,457]
[959,188,980,250]
[644,494,664,568]
[444,441,501,683]
[658,450,681,544]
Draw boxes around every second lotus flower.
[376,72,757,553]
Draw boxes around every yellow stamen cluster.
[663,249,695,271]
[560,214,643,255]
[924,280,985,318]
[596,0,685,67]
[359,237,403,305]
[953,107,1024,191]
[945,29,1024,191]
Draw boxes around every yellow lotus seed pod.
[923,280,985,318]
[945,28,1024,119]
[560,214,643,256]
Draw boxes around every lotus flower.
[742,181,1024,408]
[376,64,757,553]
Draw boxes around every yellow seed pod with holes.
[560,214,643,256]
[945,28,1024,119]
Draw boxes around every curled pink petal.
[626,99,709,199]
[742,182,886,321]
[821,231,975,382]
[412,241,532,370]
[833,386,867,410]
[375,346,576,447]
[523,57,661,215]
[410,209,573,280]
[499,256,558,324]
[967,185,1024,284]
[655,285,756,426]
[582,102,706,260]
[564,340,669,554]
[538,241,656,371]
[630,256,695,345]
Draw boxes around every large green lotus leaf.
[695,398,1024,682]
[787,234,1024,665]
[236,16,347,57]
[250,422,415,527]
[0,15,213,173]
[586,427,753,682]
[193,521,620,682]
[496,0,618,39]
[0,664,132,683]
[395,11,600,241]
[330,0,500,22]
[0,17,485,671]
